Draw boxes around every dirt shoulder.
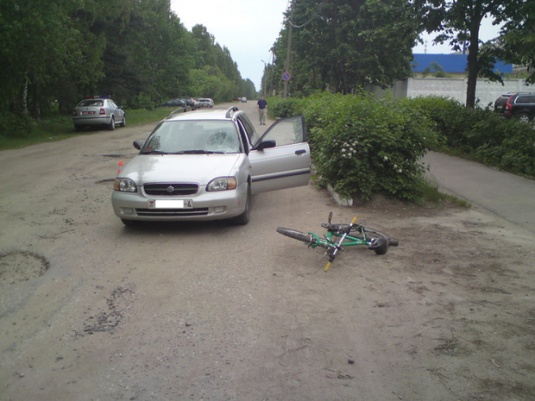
[1,106,534,400]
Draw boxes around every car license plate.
[148,199,193,209]
[82,111,95,115]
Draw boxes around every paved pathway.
[423,151,535,234]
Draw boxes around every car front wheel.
[232,184,251,225]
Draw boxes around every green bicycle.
[277,212,399,271]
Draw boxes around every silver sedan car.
[72,97,126,131]
[112,106,310,225]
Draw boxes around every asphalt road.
[423,151,535,234]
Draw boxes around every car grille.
[136,208,208,216]
[143,183,198,196]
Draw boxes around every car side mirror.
[253,139,276,151]
[133,140,144,150]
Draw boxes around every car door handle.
[295,149,307,155]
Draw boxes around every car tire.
[121,115,126,127]
[232,184,251,225]
[518,113,530,124]
[109,116,116,130]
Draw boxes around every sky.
[170,0,501,91]
[170,0,290,91]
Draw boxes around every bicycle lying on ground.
[276,212,399,271]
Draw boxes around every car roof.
[166,106,240,122]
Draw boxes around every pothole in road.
[0,251,50,284]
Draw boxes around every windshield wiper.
[173,150,224,154]
[140,150,168,155]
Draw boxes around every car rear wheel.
[109,116,116,130]
[518,113,530,124]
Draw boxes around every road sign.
[282,72,291,81]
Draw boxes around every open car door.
[249,116,311,195]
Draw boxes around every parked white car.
[197,98,214,108]
[112,106,310,226]
[72,97,126,131]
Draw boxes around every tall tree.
[271,0,419,95]
[422,0,525,108]
[0,0,90,117]
[494,0,535,84]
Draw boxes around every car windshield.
[141,120,241,154]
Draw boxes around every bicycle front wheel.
[354,227,399,255]
[276,227,317,246]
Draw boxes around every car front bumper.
[111,187,247,222]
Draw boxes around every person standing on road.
[257,95,268,125]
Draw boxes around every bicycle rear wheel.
[276,227,317,246]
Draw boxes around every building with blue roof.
[412,53,513,76]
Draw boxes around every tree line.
[0,0,255,122]
[263,0,534,108]
[2,0,534,130]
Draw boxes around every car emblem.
[166,185,175,193]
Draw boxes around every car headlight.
[207,177,237,191]
[113,178,137,192]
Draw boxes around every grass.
[0,108,174,151]
[420,181,471,207]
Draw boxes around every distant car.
[112,106,310,226]
[183,98,200,110]
[494,92,535,124]
[197,98,214,108]
[72,97,126,131]
[161,98,188,108]
[241,97,247,103]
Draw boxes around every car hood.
[120,153,245,185]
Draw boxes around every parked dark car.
[160,98,191,111]
[494,92,535,124]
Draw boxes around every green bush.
[408,96,535,177]
[298,93,438,202]
[268,97,306,119]
[0,112,36,139]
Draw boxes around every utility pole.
[283,0,294,99]
[261,60,267,95]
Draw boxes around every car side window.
[236,119,251,154]
[237,115,258,145]
[260,116,306,146]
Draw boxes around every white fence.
[383,78,534,108]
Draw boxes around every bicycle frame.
[307,227,372,250]
[277,212,398,272]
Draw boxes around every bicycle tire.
[276,227,317,246]
[359,227,398,245]
[354,227,399,254]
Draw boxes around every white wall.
[400,78,534,108]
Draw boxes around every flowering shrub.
[279,92,438,202]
